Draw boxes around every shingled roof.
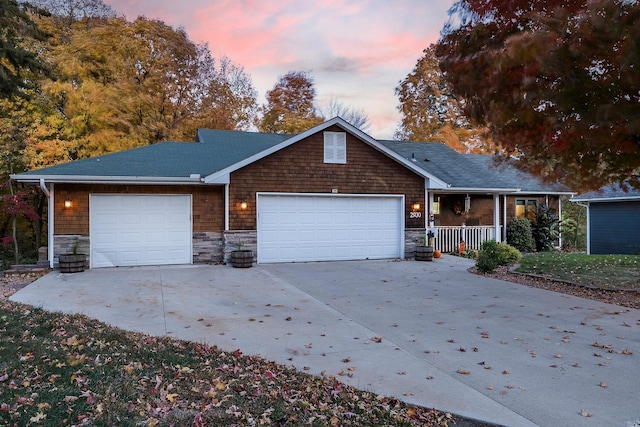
[14,130,289,182]
[572,182,640,202]
[12,119,571,194]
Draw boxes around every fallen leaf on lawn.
[166,393,178,402]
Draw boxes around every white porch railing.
[432,226,496,253]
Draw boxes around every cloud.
[104,0,455,138]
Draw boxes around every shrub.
[476,240,521,273]
[507,218,535,252]
[532,204,560,252]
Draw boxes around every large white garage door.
[257,194,403,263]
[90,195,192,268]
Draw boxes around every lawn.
[0,298,453,426]
[516,253,640,290]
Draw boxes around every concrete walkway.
[11,256,640,427]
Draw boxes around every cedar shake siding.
[228,127,426,231]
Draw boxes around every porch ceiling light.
[412,203,421,211]
[240,201,248,210]
[64,199,72,209]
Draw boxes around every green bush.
[476,240,521,273]
[532,204,560,251]
[507,218,535,252]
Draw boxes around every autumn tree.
[395,45,493,153]
[320,99,371,133]
[437,0,640,190]
[0,0,48,97]
[26,13,258,159]
[260,71,323,134]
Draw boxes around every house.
[571,182,640,255]
[11,117,572,268]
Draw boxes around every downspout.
[39,179,54,268]
[558,197,563,249]
[224,184,230,231]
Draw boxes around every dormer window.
[324,132,346,164]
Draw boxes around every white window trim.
[324,131,346,164]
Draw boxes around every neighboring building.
[12,117,572,268]
[572,183,640,255]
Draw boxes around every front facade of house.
[572,183,640,255]
[13,118,572,268]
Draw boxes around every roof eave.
[11,174,205,185]
[571,196,640,203]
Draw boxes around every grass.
[516,253,640,290]
[0,298,453,426]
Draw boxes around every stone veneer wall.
[193,232,224,263]
[405,229,425,259]
[53,235,89,267]
[222,230,257,264]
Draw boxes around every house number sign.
[409,211,422,218]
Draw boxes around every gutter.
[11,175,206,185]
[429,187,521,193]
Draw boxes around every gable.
[230,125,426,193]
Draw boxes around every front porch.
[433,225,496,253]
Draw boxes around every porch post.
[558,196,563,249]
[427,188,434,227]
[493,194,501,242]
[503,195,508,241]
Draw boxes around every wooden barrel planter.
[58,254,86,273]
[414,246,434,261]
[231,250,254,268]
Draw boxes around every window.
[516,199,537,220]
[324,132,346,164]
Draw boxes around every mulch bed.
[472,266,640,310]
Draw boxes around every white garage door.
[90,195,192,268]
[257,194,403,263]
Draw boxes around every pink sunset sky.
[103,1,456,139]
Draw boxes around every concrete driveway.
[11,256,640,427]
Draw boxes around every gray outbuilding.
[572,182,640,254]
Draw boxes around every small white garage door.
[90,194,192,268]
[257,194,403,263]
